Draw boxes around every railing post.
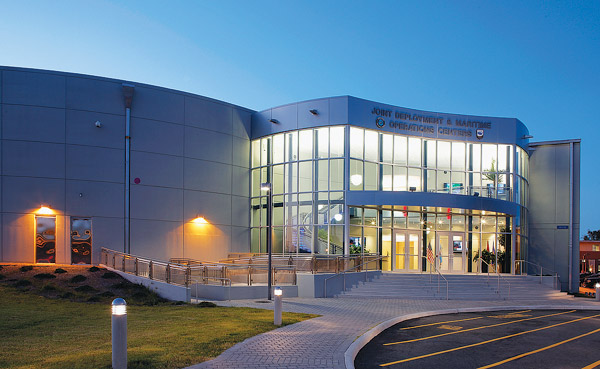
[121,256,125,272]
[248,266,252,286]
[185,266,190,287]
[149,261,153,280]
[166,263,170,284]
[113,254,116,269]
[134,258,138,276]
[312,256,316,274]
[273,267,277,286]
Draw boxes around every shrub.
[111,282,129,289]
[14,279,32,287]
[19,266,33,272]
[54,268,67,274]
[42,284,57,291]
[89,266,100,272]
[101,271,118,279]
[98,291,115,297]
[197,301,217,308]
[59,292,74,299]
[74,285,97,293]
[34,273,57,280]
[0,265,3,271]
[0,274,5,280]
[70,275,87,283]
[87,296,101,302]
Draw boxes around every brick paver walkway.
[187,295,600,369]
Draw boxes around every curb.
[344,304,600,369]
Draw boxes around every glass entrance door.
[394,231,421,271]
[436,232,465,273]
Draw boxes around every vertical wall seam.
[182,98,186,258]
[64,76,67,264]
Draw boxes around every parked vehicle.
[582,273,600,288]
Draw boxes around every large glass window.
[251,126,529,256]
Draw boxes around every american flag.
[427,242,435,265]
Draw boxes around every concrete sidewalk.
[187,295,600,369]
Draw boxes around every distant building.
[580,240,600,273]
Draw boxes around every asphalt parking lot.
[355,310,600,369]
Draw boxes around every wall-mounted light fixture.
[409,187,416,192]
[36,205,54,215]
[309,109,318,116]
[522,135,533,139]
[193,215,208,224]
[269,118,279,124]
[95,120,102,128]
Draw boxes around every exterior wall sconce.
[95,120,102,128]
[37,205,54,215]
[309,109,318,116]
[409,187,416,192]
[269,118,279,124]
[193,215,208,224]
[522,135,533,139]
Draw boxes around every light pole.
[261,182,273,300]
[111,298,127,369]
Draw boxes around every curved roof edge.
[252,95,530,149]
[0,65,255,113]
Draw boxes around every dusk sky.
[1,0,598,236]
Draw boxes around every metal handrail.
[191,278,231,301]
[514,259,560,289]
[435,268,449,300]
[475,257,511,299]
[323,255,384,297]
[101,248,297,287]
[420,256,449,300]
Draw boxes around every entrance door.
[436,232,465,273]
[35,216,56,263]
[394,231,421,271]
[71,218,92,264]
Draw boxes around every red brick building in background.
[580,240,600,273]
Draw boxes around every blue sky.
[1,0,598,236]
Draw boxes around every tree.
[583,230,600,241]
[483,159,504,183]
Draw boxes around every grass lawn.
[0,280,316,368]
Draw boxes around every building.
[580,240,600,273]
[0,66,581,292]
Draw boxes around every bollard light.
[274,287,283,326]
[111,298,127,369]
[595,284,600,302]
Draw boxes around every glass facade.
[251,125,529,273]
[348,127,529,204]
[251,126,346,255]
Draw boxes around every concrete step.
[334,273,569,301]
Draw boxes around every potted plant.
[473,249,494,273]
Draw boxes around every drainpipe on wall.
[122,84,135,254]
[569,142,574,292]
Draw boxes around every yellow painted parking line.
[478,326,600,369]
[399,310,532,331]
[384,310,574,345]
[399,316,483,330]
[582,358,600,369]
[379,312,600,367]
